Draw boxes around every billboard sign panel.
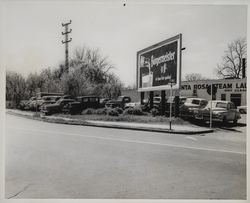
[137,34,182,92]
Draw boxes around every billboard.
[137,34,182,92]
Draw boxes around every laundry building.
[121,78,247,107]
[180,78,247,107]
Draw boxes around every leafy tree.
[216,37,246,79]
[6,71,26,107]
[25,72,44,98]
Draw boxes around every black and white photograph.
[1,0,248,201]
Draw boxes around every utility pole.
[61,20,72,72]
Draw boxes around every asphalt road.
[5,114,246,199]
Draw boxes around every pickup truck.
[105,96,131,109]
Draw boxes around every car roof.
[187,97,205,100]
[211,100,229,103]
[77,96,99,98]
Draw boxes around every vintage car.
[195,100,241,124]
[63,96,100,114]
[141,96,187,114]
[18,97,36,110]
[124,102,141,109]
[105,96,131,109]
[99,98,110,108]
[39,96,61,110]
[237,106,247,114]
[179,97,208,118]
[41,98,76,115]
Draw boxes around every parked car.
[99,98,110,108]
[41,98,76,115]
[237,106,247,114]
[24,97,38,110]
[39,96,61,110]
[124,102,141,109]
[142,96,187,115]
[180,97,208,118]
[105,96,131,109]
[195,100,241,124]
[18,97,36,110]
[64,96,100,114]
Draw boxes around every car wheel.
[222,116,227,124]
[233,116,238,125]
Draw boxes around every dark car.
[63,96,100,114]
[105,96,131,109]
[141,96,187,115]
[41,98,75,115]
[39,96,61,110]
[99,98,110,108]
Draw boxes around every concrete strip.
[6,110,214,135]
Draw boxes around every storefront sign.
[181,82,246,92]
[137,34,182,92]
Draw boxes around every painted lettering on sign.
[181,82,246,92]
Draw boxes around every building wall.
[122,78,247,106]
[180,78,247,106]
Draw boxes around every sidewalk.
[6,109,214,135]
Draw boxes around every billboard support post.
[161,90,165,116]
[140,92,145,105]
[169,79,175,130]
[149,91,154,109]
[210,85,213,128]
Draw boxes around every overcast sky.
[1,2,247,86]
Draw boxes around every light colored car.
[180,97,208,118]
[237,106,247,114]
[195,100,241,124]
[124,102,141,109]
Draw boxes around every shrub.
[151,108,159,117]
[123,107,133,115]
[107,108,119,116]
[132,106,144,115]
[123,107,144,116]
[115,107,123,114]
[96,108,107,115]
[82,108,95,115]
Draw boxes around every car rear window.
[191,100,200,105]
[215,102,227,108]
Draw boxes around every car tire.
[222,116,227,124]
[233,116,238,125]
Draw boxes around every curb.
[6,111,214,135]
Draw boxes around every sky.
[1,1,247,86]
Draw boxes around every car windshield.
[191,100,200,105]
[154,98,161,102]
[117,96,124,101]
[207,101,227,109]
[215,102,228,108]
[56,99,63,104]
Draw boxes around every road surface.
[5,114,246,199]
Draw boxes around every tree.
[6,71,26,107]
[25,72,44,98]
[64,46,121,98]
[184,73,207,81]
[216,37,246,79]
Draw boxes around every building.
[181,78,246,107]
[121,78,247,107]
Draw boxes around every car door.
[227,102,236,120]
